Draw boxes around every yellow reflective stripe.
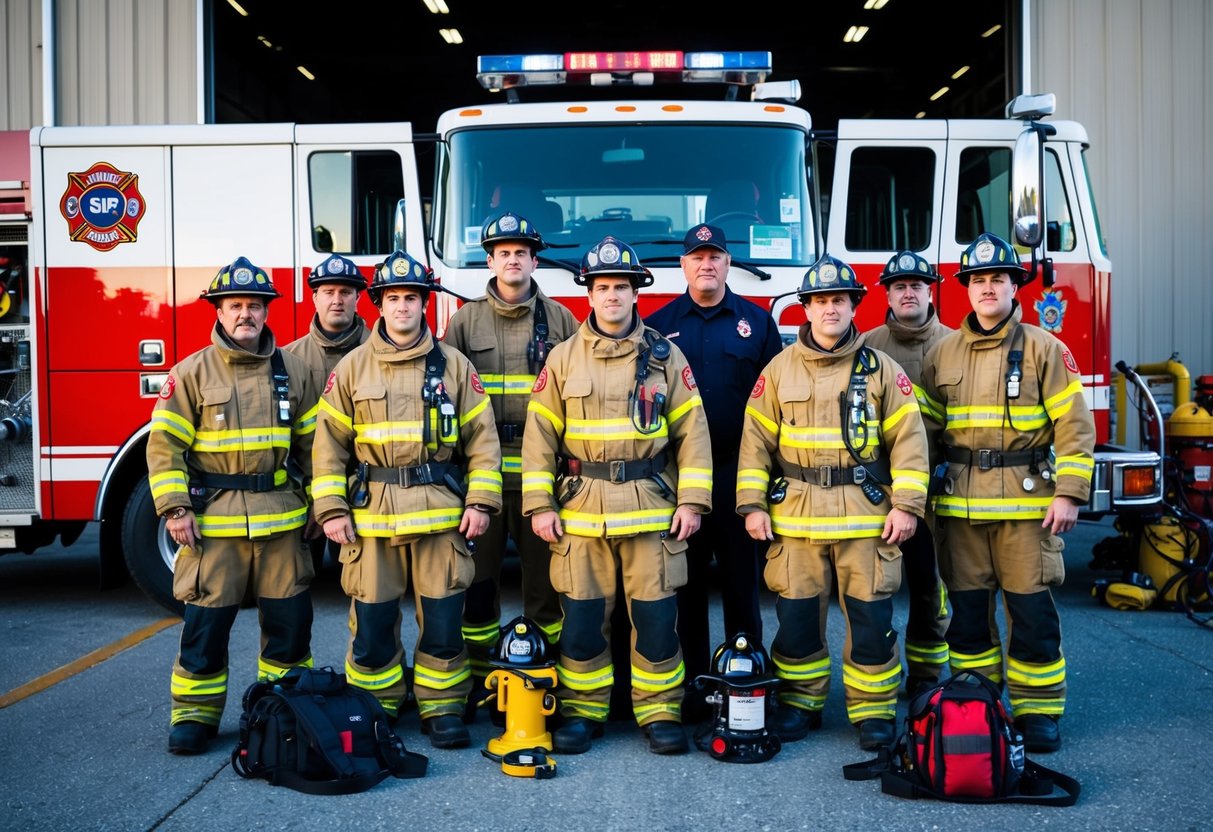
[468,469,503,493]
[678,467,712,490]
[258,655,313,681]
[192,426,291,452]
[502,455,522,475]
[460,397,490,426]
[773,654,831,681]
[946,405,1048,430]
[479,373,536,395]
[414,661,471,690]
[934,495,1053,520]
[149,470,188,498]
[778,692,827,710]
[1044,380,1084,418]
[1055,454,1094,481]
[171,669,228,698]
[170,705,222,726]
[295,402,318,436]
[312,474,347,499]
[355,421,424,444]
[904,641,950,666]
[461,621,501,647]
[351,507,464,537]
[781,423,880,450]
[559,507,674,537]
[920,392,945,423]
[1006,655,1066,687]
[737,468,770,491]
[843,663,902,694]
[1008,697,1065,716]
[847,700,897,722]
[634,702,681,721]
[771,513,887,539]
[557,662,615,691]
[881,400,918,432]
[318,397,353,430]
[538,619,562,643]
[345,659,404,691]
[744,404,778,435]
[892,468,929,494]
[630,661,685,693]
[197,506,308,538]
[522,471,555,494]
[528,400,565,432]
[948,646,1002,669]
[667,395,702,425]
[151,410,196,443]
[566,417,669,441]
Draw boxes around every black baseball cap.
[682,223,729,255]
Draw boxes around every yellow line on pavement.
[0,616,181,709]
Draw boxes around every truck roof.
[836,118,1088,144]
[437,98,813,133]
[31,122,415,147]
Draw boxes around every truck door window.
[954,147,1011,243]
[842,147,934,252]
[1044,149,1076,252]
[1081,149,1107,257]
[308,151,403,255]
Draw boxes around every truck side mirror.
[1011,127,1044,249]
[393,198,407,252]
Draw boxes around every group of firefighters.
[148,209,1094,762]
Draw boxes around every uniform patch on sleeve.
[682,366,697,390]
[159,374,176,399]
[750,375,766,398]
[896,371,913,396]
[470,371,485,394]
[1062,349,1079,375]
[532,367,548,393]
[323,372,336,395]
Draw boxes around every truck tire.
[121,477,185,617]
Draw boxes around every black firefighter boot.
[1015,714,1062,753]
[552,716,605,755]
[168,721,216,755]
[421,714,471,749]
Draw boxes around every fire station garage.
[0,0,1210,406]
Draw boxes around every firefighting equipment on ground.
[483,616,558,777]
[690,634,782,763]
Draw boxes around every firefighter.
[521,236,713,755]
[863,250,953,698]
[443,212,578,713]
[151,256,319,755]
[737,254,929,751]
[645,223,783,724]
[311,250,502,750]
[921,232,1095,754]
[284,253,370,571]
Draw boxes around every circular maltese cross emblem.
[328,259,344,274]
[392,258,409,276]
[599,242,621,264]
[233,267,253,285]
[696,226,713,242]
[898,253,916,271]
[59,162,147,252]
[737,318,752,338]
[974,240,996,264]
[500,214,519,232]
[819,263,838,285]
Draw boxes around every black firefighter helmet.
[492,615,554,668]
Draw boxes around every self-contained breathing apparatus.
[690,634,782,763]
[839,345,892,506]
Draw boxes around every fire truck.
[0,50,1163,614]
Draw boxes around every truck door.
[294,124,421,337]
[824,120,947,333]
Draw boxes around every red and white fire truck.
[0,50,1162,613]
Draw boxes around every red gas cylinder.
[1166,375,1213,518]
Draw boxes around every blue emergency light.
[476,51,772,91]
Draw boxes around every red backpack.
[844,671,1080,806]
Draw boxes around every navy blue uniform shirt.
[646,285,783,459]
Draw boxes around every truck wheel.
[121,477,185,617]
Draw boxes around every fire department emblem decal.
[532,367,549,393]
[159,374,176,400]
[1062,348,1080,375]
[60,162,146,252]
[737,318,752,338]
[470,372,485,394]
[750,375,766,398]
[324,372,336,395]
[896,371,913,396]
[682,366,697,390]
[1034,289,1067,333]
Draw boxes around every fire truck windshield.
[435,123,815,268]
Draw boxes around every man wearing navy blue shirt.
[645,223,783,723]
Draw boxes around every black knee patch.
[946,588,996,653]
[772,596,821,659]
[560,596,607,661]
[353,599,402,668]
[419,593,466,660]
[179,604,239,674]
[630,596,679,662]
[1004,588,1062,663]
[463,578,498,625]
[843,595,896,666]
[258,592,313,664]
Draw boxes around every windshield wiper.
[642,254,772,281]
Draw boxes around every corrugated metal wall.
[0,0,42,129]
[54,0,196,125]
[1033,0,1213,388]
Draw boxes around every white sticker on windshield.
[464,226,481,247]
[779,197,801,223]
[750,225,792,260]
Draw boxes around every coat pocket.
[446,535,475,592]
[660,535,689,592]
[776,383,812,427]
[338,541,363,598]
[549,536,574,596]
[1040,535,1066,586]
[172,544,203,602]
[763,542,789,595]
[873,542,904,595]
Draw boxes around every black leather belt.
[944,446,1049,470]
[193,470,280,492]
[367,461,461,488]
[779,461,872,488]
[573,449,669,484]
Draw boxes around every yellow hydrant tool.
[482,616,558,773]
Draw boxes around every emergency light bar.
[476,51,772,92]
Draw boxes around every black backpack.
[232,666,427,795]
[843,671,1080,806]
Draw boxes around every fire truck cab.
[6,50,1162,614]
